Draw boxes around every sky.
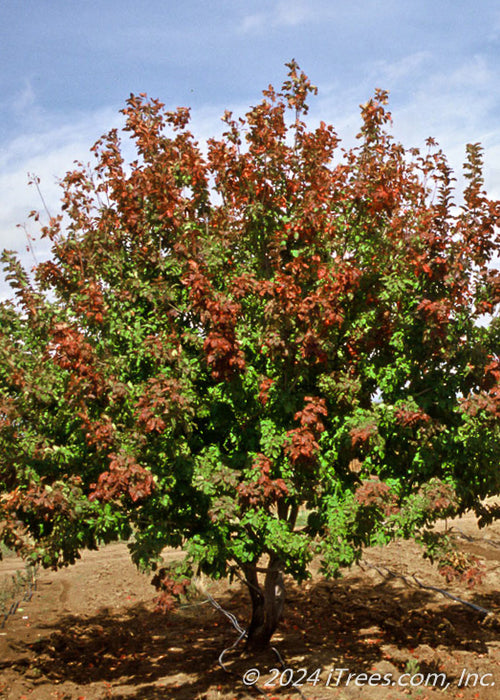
[1,0,500,297]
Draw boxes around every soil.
[1,510,500,700]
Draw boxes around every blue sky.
[1,0,500,295]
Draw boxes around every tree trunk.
[244,556,285,651]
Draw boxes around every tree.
[1,62,500,650]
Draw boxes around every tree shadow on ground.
[9,573,499,699]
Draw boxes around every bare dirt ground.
[1,510,500,700]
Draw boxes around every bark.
[244,556,286,651]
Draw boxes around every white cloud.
[0,108,121,238]
[275,0,313,27]
[239,12,267,33]
[0,99,241,255]
[238,0,405,34]
[2,48,500,300]
[0,97,242,299]
[0,105,124,299]
[239,0,318,33]
[369,52,432,85]
[310,51,500,201]
[11,80,37,115]
[388,57,500,196]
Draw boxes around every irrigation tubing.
[360,560,491,617]
[206,593,310,698]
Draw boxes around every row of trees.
[1,63,500,649]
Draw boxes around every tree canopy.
[1,62,500,649]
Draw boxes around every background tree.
[1,62,500,650]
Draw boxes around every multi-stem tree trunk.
[244,555,286,651]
